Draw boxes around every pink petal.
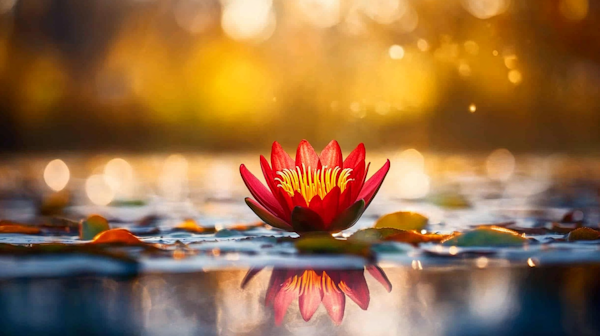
[339,269,370,310]
[338,188,353,211]
[343,143,365,169]
[266,269,289,306]
[366,265,392,292]
[292,191,308,208]
[240,164,285,218]
[260,156,291,221]
[357,159,391,209]
[328,199,365,232]
[245,198,292,231]
[271,141,295,172]
[273,273,300,325]
[308,195,324,218]
[321,187,340,227]
[319,140,343,169]
[298,270,323,321]
[322,271,345,325]
[349,159,366,202]
[295,139,320,171]
[291,206,325,232]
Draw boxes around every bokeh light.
[158,154,189,201]
[388,45,405,60]
[221,0,275,42]
[559,0,588,21]
[486,148,515,182]
[104,158,134,198]
[461,0,511,19]
[86,174,115,206]
[43,159,70,192]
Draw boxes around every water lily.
[240,140,390,232]
[241,266,392,325]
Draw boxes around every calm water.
[0,153,600,335]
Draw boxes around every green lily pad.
[351,228,451,246]
[79,215,110,240]
[349,228,402,244]
[442,227,526,247]
[374,211,428,231]
[295,233,371,257]
[109,199,147,207]
[567,227,600,242]
[430,194,471,209]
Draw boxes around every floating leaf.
[374,212,428,231]
[174,219,214,233]
[567,227,600,242]
[349,228,399,243]
[215,229,245,238]
[90,228,143,245]
[0,221,41,235]
[109,199,147,207]
[350,228,450,246]
[430,194,471,209]
[229,221,266,231]
[295,233,371,258]
[441,226,526,247]
[79,215,110,240]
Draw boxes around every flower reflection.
[242,266,392,325]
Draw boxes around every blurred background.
[0,0,599,153]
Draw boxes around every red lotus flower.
[242,266,392,325]
[240,140,390,232]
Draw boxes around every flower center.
[275,164,353,200]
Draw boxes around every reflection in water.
[241,266,392,325]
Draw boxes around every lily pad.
[430,194,471,209]
[0,221,41,235]
[90,228,144,245]
[109,199,147,207]
[350,228,450,246]
[295,233,371,257]
[441,226,526,247]
[79,215,110,240]
[374,211,428,231]
[567,227,600,242]
[174,219,214,234]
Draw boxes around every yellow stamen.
[276,165,353,200]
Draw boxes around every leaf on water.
[350,228,450,246]
[90,228,144,245]
[567,227,600,242]
[441,226,526,247]
[79,215,110,240]
[295,233,371,258]
[374,212,428,231]
[229,221,267,231]
[0,221,41,235]
[174,219,214,233]
[430,194,471,209]
[214,229,245,238]
[109,199,147,207]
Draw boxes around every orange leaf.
[0,222,41,235]
[175,219,209,233]
[90,228,143,245]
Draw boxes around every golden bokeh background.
[0,0,599,152]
